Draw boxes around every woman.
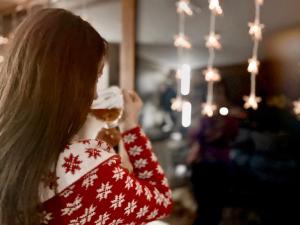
[0,9,172,225]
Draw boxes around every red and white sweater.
[40,126,173,225]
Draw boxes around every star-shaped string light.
[205,32,221,50]
[244,0,265,110]
[174,33,192,49]
[202,102,217,117]
[209,0,223,15]
[203,67,221,82]
[176,0,193,16]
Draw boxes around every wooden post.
[120,0,136,90]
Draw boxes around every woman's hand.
[119,90,143,132]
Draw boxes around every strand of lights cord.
[243,0,264,110]
[171,0,193,127]
[201,0,223,117]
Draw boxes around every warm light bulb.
[219,107,229,116]
[202,102,217,117]
[249,20,264,40]
[293,100,300,115]
[243,94,261,110]
[205,32,221,50]
[174,33,192,49]
[180,64,191,96]
[209,0,223,15]
[182,101,192,127]
[256,0,264,5]
[203,67,221,82]
[248,58,260,74]
[0,36,9,45]
[176,0,193,16]
[171,97,183,112]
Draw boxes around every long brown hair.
[0,8,107,225]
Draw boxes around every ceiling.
[2,0,300,69]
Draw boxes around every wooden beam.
[120,0,136,90]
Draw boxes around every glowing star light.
[209,0,223,15]
[248,58,260,74]
[205,32,221,50]
[202,102,217,117]
[174,33,192,49]
[249,20,264,40]
[243,94,261,110]
[176,0,193,16]
[0,36,8,45]
[203,67,221,82]
[293,100,300,115]
[171,97,184,112]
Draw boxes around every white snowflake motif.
[41,211,53,224]
[144,187,152,201]
[162,196,172,208]
[136,205,149,219]
[134,158,148,169]
[110,193,125,210]
[79,205,96,224]
[135,182,143,196]
[60,185,75,198]
[147,209,158,220]
[128,145,143,157]
[156,165,164,175]
[139,130,147,138]
[61,195,82,216]
[109,219,124,225]
[166,189,172,199]
[69,218,80,225]
[125,176,134,190]
[138,170,153,179]
[150,152,157,162]
[96,182,112,201]
[82,168,98,190]
[154,188,164,206]
[161,177,169,187]
[112,167,125,181]
[146,140,152,150]
[107,158,118,166]
[123,133,137,144]
[95,212,110,225]
[124,200,137,216]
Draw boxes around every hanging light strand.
[244,0,264,110]
[202,0,223,117]
[172,0,193,112]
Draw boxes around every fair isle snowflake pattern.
[62,154,82,175]
[95,212,110,225]
[154,188,164,206]
[125,176,134,190]
[135,182,143,196]
[162,195,172,208]
[150,152,158,162]
[41,211,53,224]
[59,184,75,198]
[78,205,96,224]
[136,205,149,219]
[123,133,137,144]
[82,168,98,190]
[106,158,118,166]
[147,209,158,220]
[144,187,152,201]
[161,177,169,188]
[96,182,113,201]
[61,195,83,216]
[124,200,137,216]
[146,140,152,150]
[156,165,164,175]
[85,148,101,159]
[134,158,148,169]
[112,167,125,181]
[110,193,125,210]
[69,217,80,225]
[128,145,143,157]
[138,170,153,179]
[109,219,124,225]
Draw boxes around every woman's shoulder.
[40,139,119,202]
